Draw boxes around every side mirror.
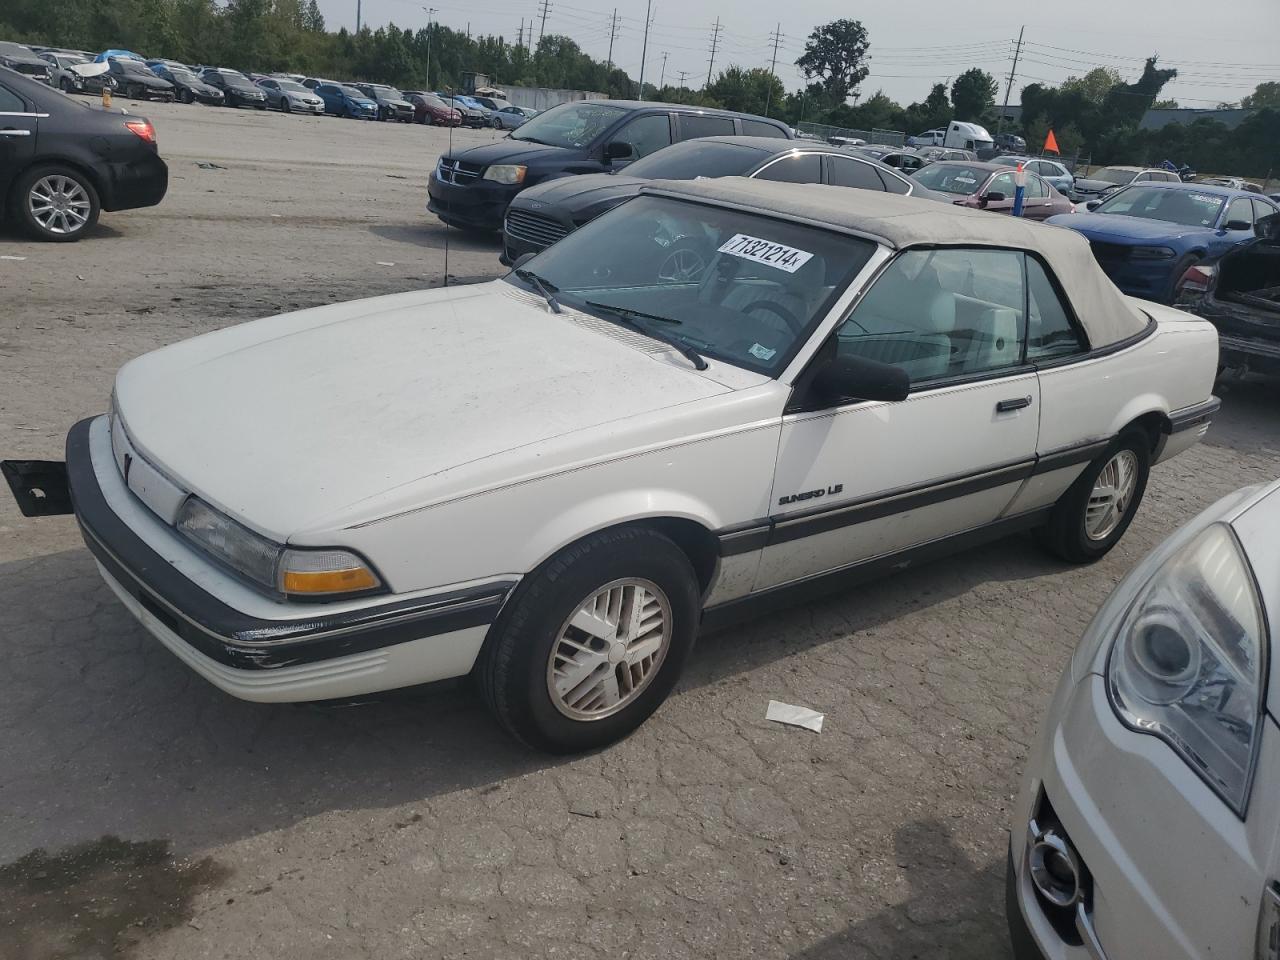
[1224,219,1253,232]
[1085,199,1102,211]
[812,355,910,405]
[605,141,635,162]
[981,191,1006,205]
[511,252,536,271]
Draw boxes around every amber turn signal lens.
[282,567,380,595]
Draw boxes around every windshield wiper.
[514,268,561,313]
[583,300,708,371]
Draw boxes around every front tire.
[13,165,100,242]
[1035,430,1151,563]
[477,527,700,753]
[180,87,194,104]
[280,97,290,113]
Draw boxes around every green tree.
[1242,82,1280,109]
[302,0,324,32]
[795,18,870,105]
[1060,67,1122,105]
[1152,99,1179,108]
[950,67,997,121]
[705,66,784,118]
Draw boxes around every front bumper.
[427,172,514,230]
[1009,665,1278,959]
[65,417,514,702]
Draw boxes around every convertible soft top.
[642,177,1151,350]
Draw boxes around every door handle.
[997,396,1033,413]
[0,128,32,136]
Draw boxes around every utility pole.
[997,26,1025,138]
[705,17,721,90]
[764,23,782,116]
[676,69,689,91]
[637,0,653,100]
[356,0,361,32]
[537,0,551,41]
[606,8,619,70]
[659,51,668,89]
[518,18,524,49]
[422,7,438,85]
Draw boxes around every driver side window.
[612,114,672,160]
[831,248,1027,386]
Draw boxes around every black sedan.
[107,58,174,101]
[152,64,224,105]
[0,67,168,241]
[501,135,937,264]
[200,68,267,108]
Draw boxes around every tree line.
[3,0,1275,175]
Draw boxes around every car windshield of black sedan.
[622,141,762,180]
[509,101,628,148]
[224,76,256,90]
[1094,187,1224,228]
[507,194,875,375]
[910,163,989,195]
[113,60,151,75]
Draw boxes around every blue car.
[315,83,378,120]
[1047,182,1280,304]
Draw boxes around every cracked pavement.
[2,102,1279,959]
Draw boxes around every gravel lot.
[3,99,1279,960]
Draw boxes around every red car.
[909,160,1075,220]
[406,91,462,126]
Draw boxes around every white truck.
[945,120,994,152]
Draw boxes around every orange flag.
[1044,129,1060,154]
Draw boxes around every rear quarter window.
[677,113,735,140]
[740,118,787,138]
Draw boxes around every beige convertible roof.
[641,177,1151,349]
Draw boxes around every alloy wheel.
[1085,449,1138,540]
[28,175,91,236]
[546,578,672,721]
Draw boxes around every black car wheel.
[13,165,101,242]
[280,97,290,113]
[477,526,699,753]
[59,77,74,93]
[125,82,140,99]
[491,115,502,128]
[179,87,193,104]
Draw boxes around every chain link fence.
[795,122,906,147]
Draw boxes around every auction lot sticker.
[718,234,814,274]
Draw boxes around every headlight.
[1130,245,1177,260]
[176,497,383,599]
[483,164,527,185]
[1106,524,1266,815]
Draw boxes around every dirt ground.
[2,98,1279,960]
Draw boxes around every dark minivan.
[426,99,791,231]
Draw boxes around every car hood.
[516,173,646,210]
[1046,212,1210,243]
[453,139,581,166]
[114,282,731,538]
[1073,177,1128,193]
[127,74,171,87]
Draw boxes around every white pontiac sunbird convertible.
[3,179,1220,752]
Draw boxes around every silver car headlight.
[1106,523,1267,815]
[176,497,383,599]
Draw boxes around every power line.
[705,17,722,89]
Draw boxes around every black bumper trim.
[1006,846,1048,960]
[66,418,513,671]
[1169,396,1221,433]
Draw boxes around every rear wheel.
[1035,430,1151,563]
[477,527,699,753]
[13,166,100,242]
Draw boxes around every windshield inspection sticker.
[749,343,777,361]
[718,234,814,274]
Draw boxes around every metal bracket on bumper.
[1,459,73,517]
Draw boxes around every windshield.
[1094,187,1224,228]
[1094,167,1138,185]
[624,141,760,180]
[116,60,150,74]
[510,101,629,148]
[171,69,196,81]
[507,194,875,375]
[277,80,306,92]
[910,163,990,195]
[340,86,366,99]
[59,55,90,66]
[424,95,447,108]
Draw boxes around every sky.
[322,0,1279,110]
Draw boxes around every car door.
[754,246,1040,590]
[1021,174,1057,220]
[605,112,672,167]
[981,171,1017,213]
[0,80,36,199]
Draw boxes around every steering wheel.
[742,299,805,336]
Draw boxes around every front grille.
[436,158,484,185]
[1090,241,1131,262]
[504,209,569,249]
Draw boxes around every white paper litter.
[766,700,824,733]
[375,261,396,266]
[0,255,26,261]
